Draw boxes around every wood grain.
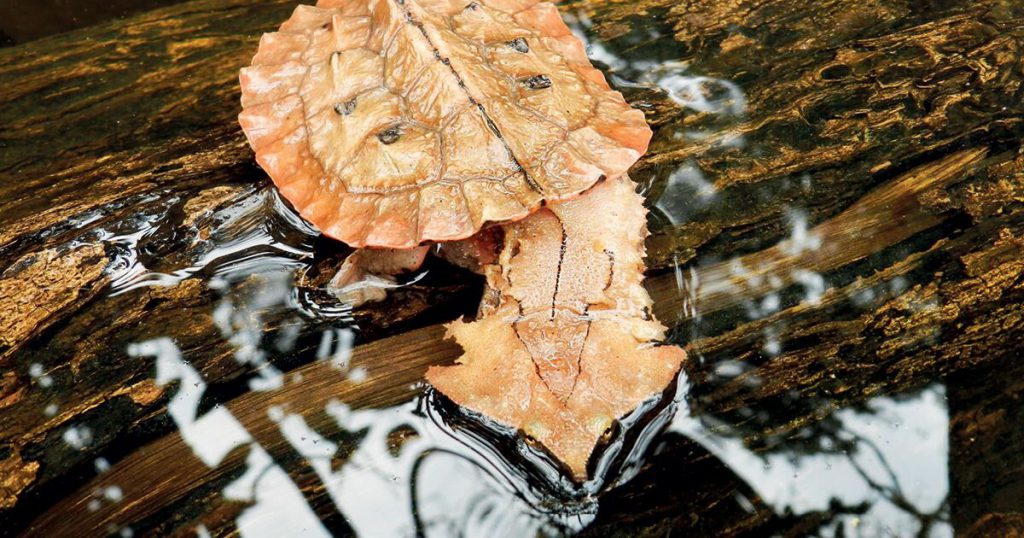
[2,0,1024,535]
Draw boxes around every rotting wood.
[0,244,109,358]
[1,0,1023,535]
[948,344,1024,533]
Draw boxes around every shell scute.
[237,95,304,150]
[346,124,441,191]
[239,0,651,247]
[417,182,475,241]
[253,127,315,186]
[364,191,421,247]
[332,194,379,244]
[402,61,468,126]
[252,32,309,65]
[441,108,516,181]
[318,0,371,17]
[239,62,306,108]
[278,5,337,33]
[461,179,529,228]
[302,18,373,64]
[382,24,434,93]
[364,0,405,54]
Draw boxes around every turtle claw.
[326,246,430,307]
[328,270,393,307]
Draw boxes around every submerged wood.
[1,0,1024,535]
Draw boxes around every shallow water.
[65,184,956,536]
[3,0,1023,536]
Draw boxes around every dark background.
[0,0,187,46]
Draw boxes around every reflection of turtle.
[239,0,685,480]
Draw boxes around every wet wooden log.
[948,356,1024,535]
[2,0,1024,535]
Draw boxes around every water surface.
[3,0,1023,536]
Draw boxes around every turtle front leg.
[435,227,502,275]
[328,246,430,307]
[328,229,500,308]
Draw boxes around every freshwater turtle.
[239,0,685,480]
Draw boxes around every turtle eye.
[377,125,402,145]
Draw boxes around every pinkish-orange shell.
[238,0,652,248]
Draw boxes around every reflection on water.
[125,327,677,536]
[672,385,951,537]
[122,318,952,536]
[130,338,328,536]
[97,56,955,532]
[654,163,716,226]
[12,4,983,538]
[129,338,254,467]
[656,73,747,116]
[107,190,315,296]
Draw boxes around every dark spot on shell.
[522,74,552,89]
[334,98,356,116]
[377,126,402,145]
[508,38,529,53]
[465,2,479,10]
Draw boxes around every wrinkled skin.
[238,0,684,480]
[427,176,685,479]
